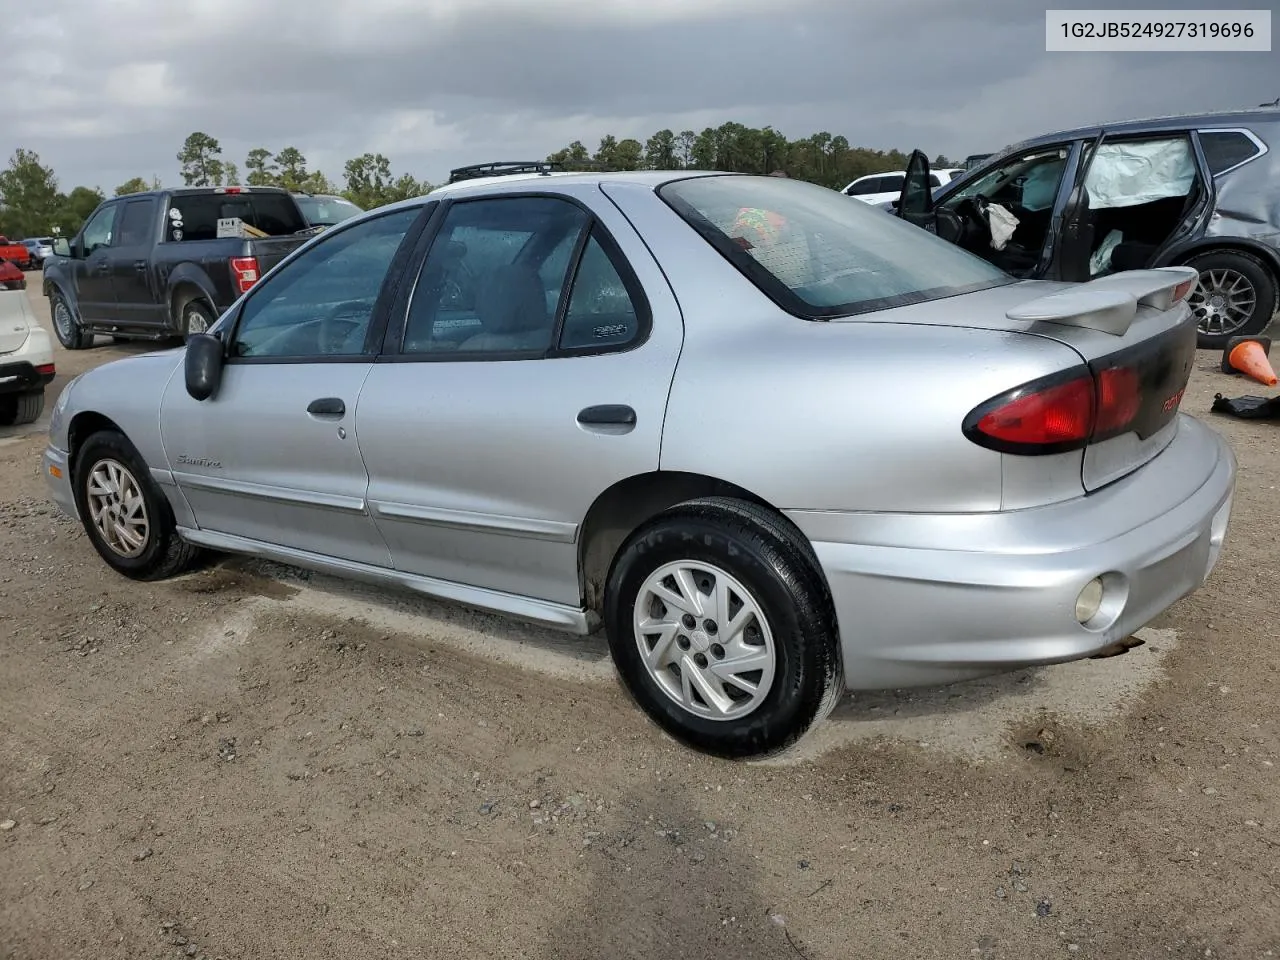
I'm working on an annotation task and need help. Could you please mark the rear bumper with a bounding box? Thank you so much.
[786,414,1236,690]
[0,360,55,395]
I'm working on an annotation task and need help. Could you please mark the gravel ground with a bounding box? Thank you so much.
[2,280,1279,959]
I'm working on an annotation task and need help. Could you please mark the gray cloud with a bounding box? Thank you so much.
[3,0,1276,194]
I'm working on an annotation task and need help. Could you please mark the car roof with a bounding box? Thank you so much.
[1006,107,1280,152]
[377,169,727,211]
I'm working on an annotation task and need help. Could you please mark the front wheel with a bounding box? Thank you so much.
[1187,250,1278,350]
[72,429,205,581]
[603,496,844,759]
[50,290,91,350]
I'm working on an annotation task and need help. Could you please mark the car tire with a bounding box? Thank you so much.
[50,290,92,350]
[603,496,844,759]
[0,390,45,427]
[72,429,205,581]
[176,296,216,341]
[1186,250,1278,350]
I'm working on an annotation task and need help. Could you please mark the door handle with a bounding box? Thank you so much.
[307,397,346,418]
[134,259,147,272]
[577,404,636,426]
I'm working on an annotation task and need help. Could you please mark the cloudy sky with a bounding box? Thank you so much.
[4,0,1277,194]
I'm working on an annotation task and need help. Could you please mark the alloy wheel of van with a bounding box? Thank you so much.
[1187,250,1278,350]
[1190,268,1256,338]
[604,496,844,759]
[631,559,778,721]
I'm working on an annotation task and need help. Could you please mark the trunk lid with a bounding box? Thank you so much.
[838,267,1200,493]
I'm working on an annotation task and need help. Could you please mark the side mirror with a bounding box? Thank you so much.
[51,238,71,258]
[185,334,224,401]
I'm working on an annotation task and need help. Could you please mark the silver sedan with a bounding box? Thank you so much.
[42,170,1237,758]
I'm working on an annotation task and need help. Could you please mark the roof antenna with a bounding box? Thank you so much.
[1260,96,1280,107]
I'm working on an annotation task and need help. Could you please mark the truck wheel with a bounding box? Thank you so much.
[1187,250,1278,350]
[0,391,45,427]
[50,291,91,350]
[603,496,844,759]
[177,297,216,341]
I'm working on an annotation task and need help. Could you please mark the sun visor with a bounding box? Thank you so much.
[1085,139,1196,209]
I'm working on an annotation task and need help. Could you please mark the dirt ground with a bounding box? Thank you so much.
[2,279,1278,960]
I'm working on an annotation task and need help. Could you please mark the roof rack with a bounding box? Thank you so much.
[447,161,565,184]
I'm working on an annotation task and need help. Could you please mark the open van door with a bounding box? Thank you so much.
[895,150,935,229]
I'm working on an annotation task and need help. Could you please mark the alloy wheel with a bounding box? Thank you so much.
[1190,268,1257,338]
[85,458,151,559]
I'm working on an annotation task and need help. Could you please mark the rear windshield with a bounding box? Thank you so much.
[295,196,363,226]
[659,175,1013,318]
[162,192,307,242]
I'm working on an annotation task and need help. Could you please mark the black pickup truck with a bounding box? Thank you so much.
[43,186,318,349]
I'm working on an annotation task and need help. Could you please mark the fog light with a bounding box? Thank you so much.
[1075,578,1105,623]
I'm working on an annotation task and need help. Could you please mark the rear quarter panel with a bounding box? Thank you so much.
[599,180,1088,514]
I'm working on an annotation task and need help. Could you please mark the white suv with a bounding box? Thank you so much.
[0,289,55,426]
[842,167,963,204]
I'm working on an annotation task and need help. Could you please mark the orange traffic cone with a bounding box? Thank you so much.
[1221,336,1278,387]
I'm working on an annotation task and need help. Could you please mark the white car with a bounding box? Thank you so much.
[842,167,963,204]
[0,289,55,426]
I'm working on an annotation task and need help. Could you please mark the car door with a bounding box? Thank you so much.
[158,202,431,567]
[356,188,684,609]
[106,196,165,328]
[1054,130,1206,282]
[895,150,936,229]
[73,201,120,323]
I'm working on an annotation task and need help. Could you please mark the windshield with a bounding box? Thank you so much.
[295,196,363,226]
[659,175,1013,318]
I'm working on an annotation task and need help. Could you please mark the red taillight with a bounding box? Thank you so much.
[1094,366,1142,434]
[969,375,1096,451]
[35,363,55,376]
[230,256,260,294]
[965,365,1145,454]
[1172,278,1194,303]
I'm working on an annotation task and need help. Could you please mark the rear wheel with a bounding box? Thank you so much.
[72,429,204,581]
[176,296,216,341]
[50,290,91,350]
[1187,250,1277,350]
[0,391,44,426]
[603,496,844,759]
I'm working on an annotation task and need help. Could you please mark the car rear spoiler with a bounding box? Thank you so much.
[1006,267,1199,336]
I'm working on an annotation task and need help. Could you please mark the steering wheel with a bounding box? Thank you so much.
[949,195,994,251]
[318,300,370,354]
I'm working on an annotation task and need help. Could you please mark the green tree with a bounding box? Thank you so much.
[114,176,153,196]
[342,152,393,209]
[676,131,696,168]
[594,135,619,169]
[274,147,309,192]
[643,129,679,170]
[299,170,338,195]
[245,147,277,187]
[55,186,106,237]
[613,138,644,171]
[546,140,592,170]
[0,148,61,237]
[222,161,239,186]
[177,132,224,187]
